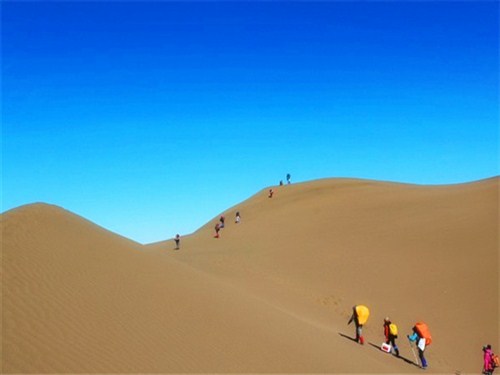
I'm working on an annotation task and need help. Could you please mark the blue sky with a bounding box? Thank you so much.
[2,1,499,243]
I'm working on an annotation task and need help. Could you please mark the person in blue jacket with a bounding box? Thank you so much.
[408,327,428,369]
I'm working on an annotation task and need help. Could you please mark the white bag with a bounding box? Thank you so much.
[381,342,392,353]
[417,338,426,351]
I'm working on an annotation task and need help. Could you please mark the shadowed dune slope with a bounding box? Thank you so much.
[2,177,499,373]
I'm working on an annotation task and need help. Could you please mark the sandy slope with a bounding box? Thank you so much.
[2,177,498,373]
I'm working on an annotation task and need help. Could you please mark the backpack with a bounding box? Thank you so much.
[355,305,370,325]
[414,322,432,346]
[389,323,398,337]
[492,354,500,368]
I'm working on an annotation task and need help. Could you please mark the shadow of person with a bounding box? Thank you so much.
[338,332,358,343]
[367,342,421,368]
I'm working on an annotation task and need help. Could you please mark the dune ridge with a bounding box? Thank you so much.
[2,177,498,373]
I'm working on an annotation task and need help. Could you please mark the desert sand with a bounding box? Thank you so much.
[1,177,498,373]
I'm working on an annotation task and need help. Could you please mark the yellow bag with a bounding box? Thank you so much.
[355,305,370,325]
[389,323,398,336]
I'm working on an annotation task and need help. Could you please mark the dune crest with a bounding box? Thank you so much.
[2,178,498,373]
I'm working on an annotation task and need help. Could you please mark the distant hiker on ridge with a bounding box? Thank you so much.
[286,173,291,184]
[214,222,221,238]
[174,234,180,250]
[268,188,274,198]
[219,215,225,229]
[235,211,241,224]
[383,317,400,356]
[347,304,370,345]
[407,322,432,369]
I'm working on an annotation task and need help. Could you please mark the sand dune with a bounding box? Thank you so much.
[2,177,498,373]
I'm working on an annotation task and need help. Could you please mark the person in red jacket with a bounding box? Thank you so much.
[383,317,399,356]
[214,222,221,238]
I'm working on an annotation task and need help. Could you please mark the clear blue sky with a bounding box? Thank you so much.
[2,1,499,244]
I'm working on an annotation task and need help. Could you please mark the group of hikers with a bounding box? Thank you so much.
[348,305,498,373]
[214,211,241,238]
[171,211,238,247]
[270,173,292,198]
[172,211,240,247]
[213,213,226,238]
[347,305,415,361]
[172,175,498,372]
[216,174,291,236]
[174,174,292,245]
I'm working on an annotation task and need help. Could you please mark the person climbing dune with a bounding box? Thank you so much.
[408,322,432,369]
[214,222,221,238]
[383,317,400,356]
[483,344,498,375]
[347,305,370,345]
